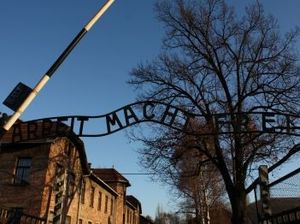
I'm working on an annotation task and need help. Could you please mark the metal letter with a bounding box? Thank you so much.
[11,123,23,143]
[41,119,54,137]
[77,117,89,136]
[27,122,39,140]
[143,102,155,120]
[215,114,231,132]
[161,105,179,126]
[262,113,276,132]
[106,112,123,134]
[124,106,139,126]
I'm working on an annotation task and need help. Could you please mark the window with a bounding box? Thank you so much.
[90,187,95,207]
[14,157,32,184]
[48,211,55,223]
[97,192,102,211]
[81,180,86,204]
[110,198,113,215]
[129,211,132,224]
[127,209,129,224]
[104,195,108,213]
[68,172,75,197]
[79,219,83,224]
[66,216,71,224]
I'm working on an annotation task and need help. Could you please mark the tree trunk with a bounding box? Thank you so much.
[230,187,248,224]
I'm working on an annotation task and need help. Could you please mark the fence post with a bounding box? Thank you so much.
[53,164,66,224]
[259,165,272,222]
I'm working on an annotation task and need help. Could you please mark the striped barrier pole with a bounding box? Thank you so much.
[0,0,115,140]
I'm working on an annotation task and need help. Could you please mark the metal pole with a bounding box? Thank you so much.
[254,187,261,223]
[0,0,115,139]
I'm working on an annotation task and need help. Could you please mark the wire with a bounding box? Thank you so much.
[121,173,155,176]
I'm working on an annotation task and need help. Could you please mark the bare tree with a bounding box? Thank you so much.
[176,157,224,223]
[171,121,226,224]
[129,0,300,223]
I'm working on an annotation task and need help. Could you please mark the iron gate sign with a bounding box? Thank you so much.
[7,101,300,142]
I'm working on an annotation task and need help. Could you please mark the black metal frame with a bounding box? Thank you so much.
[253,167,300,224]
[0,207,46,224]
[6,102,300,142]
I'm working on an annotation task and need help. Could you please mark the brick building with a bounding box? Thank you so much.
[93,169,142,224]
[0,120,141,224]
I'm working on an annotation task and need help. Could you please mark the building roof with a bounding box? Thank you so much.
[89,173,119,197]
[126,195,142,214]
[92,168,131,187]
[140,215,154,224]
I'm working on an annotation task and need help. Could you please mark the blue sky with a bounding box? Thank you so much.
[1,0,300,218]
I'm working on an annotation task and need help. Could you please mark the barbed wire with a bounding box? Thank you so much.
[270,171,300,198]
